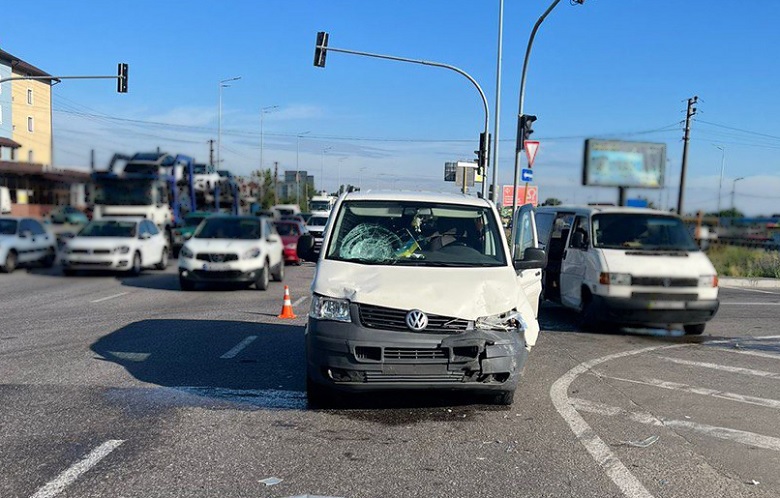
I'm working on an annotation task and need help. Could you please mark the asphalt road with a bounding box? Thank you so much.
[1,263,779,498]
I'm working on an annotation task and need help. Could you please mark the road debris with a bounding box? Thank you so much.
[260,477,283,486]
[618,435,659,448]
[746,480,760,486]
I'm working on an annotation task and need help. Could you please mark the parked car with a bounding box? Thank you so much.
[49,205,89,225]
[171,211,213,257]
[192,163,221,192]
[296,191,546,407]
[0,217,57,272]
[60,217,169,276]
[178,215,284,291]
[274,220,308,265]
[305,213,329,254]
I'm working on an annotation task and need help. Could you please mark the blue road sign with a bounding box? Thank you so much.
[521,169,533,182]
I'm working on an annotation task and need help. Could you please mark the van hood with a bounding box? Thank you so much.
[602,248,717,276]
[312,260,520,320]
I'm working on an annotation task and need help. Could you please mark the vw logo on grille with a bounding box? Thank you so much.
[210,253,225,263]
[663,278,672,287]
[405,309,428,332]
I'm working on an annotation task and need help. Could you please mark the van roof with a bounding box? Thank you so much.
[536,204,679,217]
[341,190,493,208]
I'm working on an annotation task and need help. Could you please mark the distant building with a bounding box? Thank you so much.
[0,49,87,216]
[276,170,315,204]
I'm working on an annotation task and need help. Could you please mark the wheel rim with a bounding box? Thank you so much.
[7,252,16,270]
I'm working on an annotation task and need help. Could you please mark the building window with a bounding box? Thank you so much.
[28,116,34,132]
[28,150,34,162]
[27,88,33,105]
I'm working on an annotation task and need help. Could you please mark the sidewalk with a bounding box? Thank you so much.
[719,277,780,289]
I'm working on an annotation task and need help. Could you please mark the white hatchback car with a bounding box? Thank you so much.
[0,217,57,273]
[178,215,284,291]
[61,217,169,275]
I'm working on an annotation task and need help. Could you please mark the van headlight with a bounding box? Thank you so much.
[180,246,194,259]
[599,272,632,286]
[699,275,718,287]
[311,295,352,323]
[476,310,526,332]
[243,248,261,259]
[114,246,130,254]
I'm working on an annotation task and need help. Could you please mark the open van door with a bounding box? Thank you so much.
[512,204,544,316]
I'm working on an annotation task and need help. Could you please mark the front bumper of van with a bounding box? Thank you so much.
[592,295,719,325]
[306,317,527,395]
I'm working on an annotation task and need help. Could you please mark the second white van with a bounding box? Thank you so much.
[526,205,719,334]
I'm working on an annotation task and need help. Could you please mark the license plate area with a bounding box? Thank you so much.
[202,262,232,271]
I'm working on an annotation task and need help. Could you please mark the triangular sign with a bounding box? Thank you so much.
[524,140,540,167]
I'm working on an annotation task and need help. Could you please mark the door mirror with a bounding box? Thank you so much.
[140,232,151,240]
[513,247,547,271]
[20,230,32,239]
[571,230,588,250]
[297,234,317,262]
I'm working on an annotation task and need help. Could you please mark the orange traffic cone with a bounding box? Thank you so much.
[277,285,297,319]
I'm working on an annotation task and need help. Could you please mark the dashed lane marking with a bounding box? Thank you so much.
[90,292,129,304]
[30,439,124,498]
[219,336,258,359]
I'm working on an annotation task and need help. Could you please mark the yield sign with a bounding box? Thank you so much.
[524,140,540,167]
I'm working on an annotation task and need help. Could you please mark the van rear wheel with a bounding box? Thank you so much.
[579,289,600,331]
[684,323,706,335]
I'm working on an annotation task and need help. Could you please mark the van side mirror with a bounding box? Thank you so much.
[513,247,547,271]
[571,231,588,250]
[297,234,317,262]
[20,230,32,239]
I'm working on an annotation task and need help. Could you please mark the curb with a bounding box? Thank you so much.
[719,277,780,289]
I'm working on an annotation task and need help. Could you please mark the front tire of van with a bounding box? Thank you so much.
[684,323,706,335]
[306,376,341,409]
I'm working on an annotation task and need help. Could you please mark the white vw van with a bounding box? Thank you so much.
[297,192,546,406]
[528,205,719,334]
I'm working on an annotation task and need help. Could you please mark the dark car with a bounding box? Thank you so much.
[49,206,88,225]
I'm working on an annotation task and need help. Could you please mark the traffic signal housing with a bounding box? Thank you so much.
[314,32,329,68]
[519,114,537,150]
[117,63,128,93]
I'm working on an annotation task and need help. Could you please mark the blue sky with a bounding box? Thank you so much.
[4,1,780,214]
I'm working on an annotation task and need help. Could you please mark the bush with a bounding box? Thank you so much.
[707,245,780,278]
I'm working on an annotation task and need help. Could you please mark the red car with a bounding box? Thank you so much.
[274,220,307,265]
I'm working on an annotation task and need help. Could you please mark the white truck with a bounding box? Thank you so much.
[0,187,10,215]
[309,193,336,216]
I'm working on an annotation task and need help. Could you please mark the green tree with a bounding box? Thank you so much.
[541,197,562,206]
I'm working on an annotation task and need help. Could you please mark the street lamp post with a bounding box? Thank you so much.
[218,76,241,169]
[296,131,311,206]
[511,0,585,219]
[260,105,279,171]
[714,144,726,216]
[321,146,332,193]
[731,177,744,212]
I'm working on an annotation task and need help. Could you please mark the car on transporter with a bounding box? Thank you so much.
[60,217,169,275]
[177,215,284,291]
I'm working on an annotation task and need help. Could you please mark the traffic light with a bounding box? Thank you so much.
[313,31,329,68]
[476,131,490,176]
[519,114,537,150]
[117,63,128,93]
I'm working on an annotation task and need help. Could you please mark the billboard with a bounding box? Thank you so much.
[444,162,457,182]
[502,185,538,207]
[583,139,666,188]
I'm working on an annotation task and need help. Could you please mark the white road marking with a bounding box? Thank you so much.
[712,347,780,361]
[597,374,780,411]
[30,439,124,498]
[293,295,308,307]
[658,356,780,380]
[718,301,780,305]
[219,336,258,359]
[572,398,780,452]
[90,292,128,303]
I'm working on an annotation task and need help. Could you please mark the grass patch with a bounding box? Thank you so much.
[707,245,780,278]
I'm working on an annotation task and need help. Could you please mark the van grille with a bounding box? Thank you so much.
[631,293,697,301]
[384,347,448,361]
[632,276,698,287]
[358,304,469,333]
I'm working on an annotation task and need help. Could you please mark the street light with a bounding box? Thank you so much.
[321,146,332,192]
[260,105,279,170]
[713,144,726,216]
[296,131,311,206]
[218,76,241,168]
[511,0,585,218]
[731,177,744,212]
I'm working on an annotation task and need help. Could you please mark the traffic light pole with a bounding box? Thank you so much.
[0,64,129,92]
[314,41,490,198]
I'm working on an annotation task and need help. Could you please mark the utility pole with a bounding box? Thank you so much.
[273,161,279,205]
[208,140,215,167]
[677,96,698,215]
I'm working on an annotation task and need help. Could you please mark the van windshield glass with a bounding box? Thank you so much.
[310,201,331,211]
[592,213,699,251]
[326,200,506,267]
